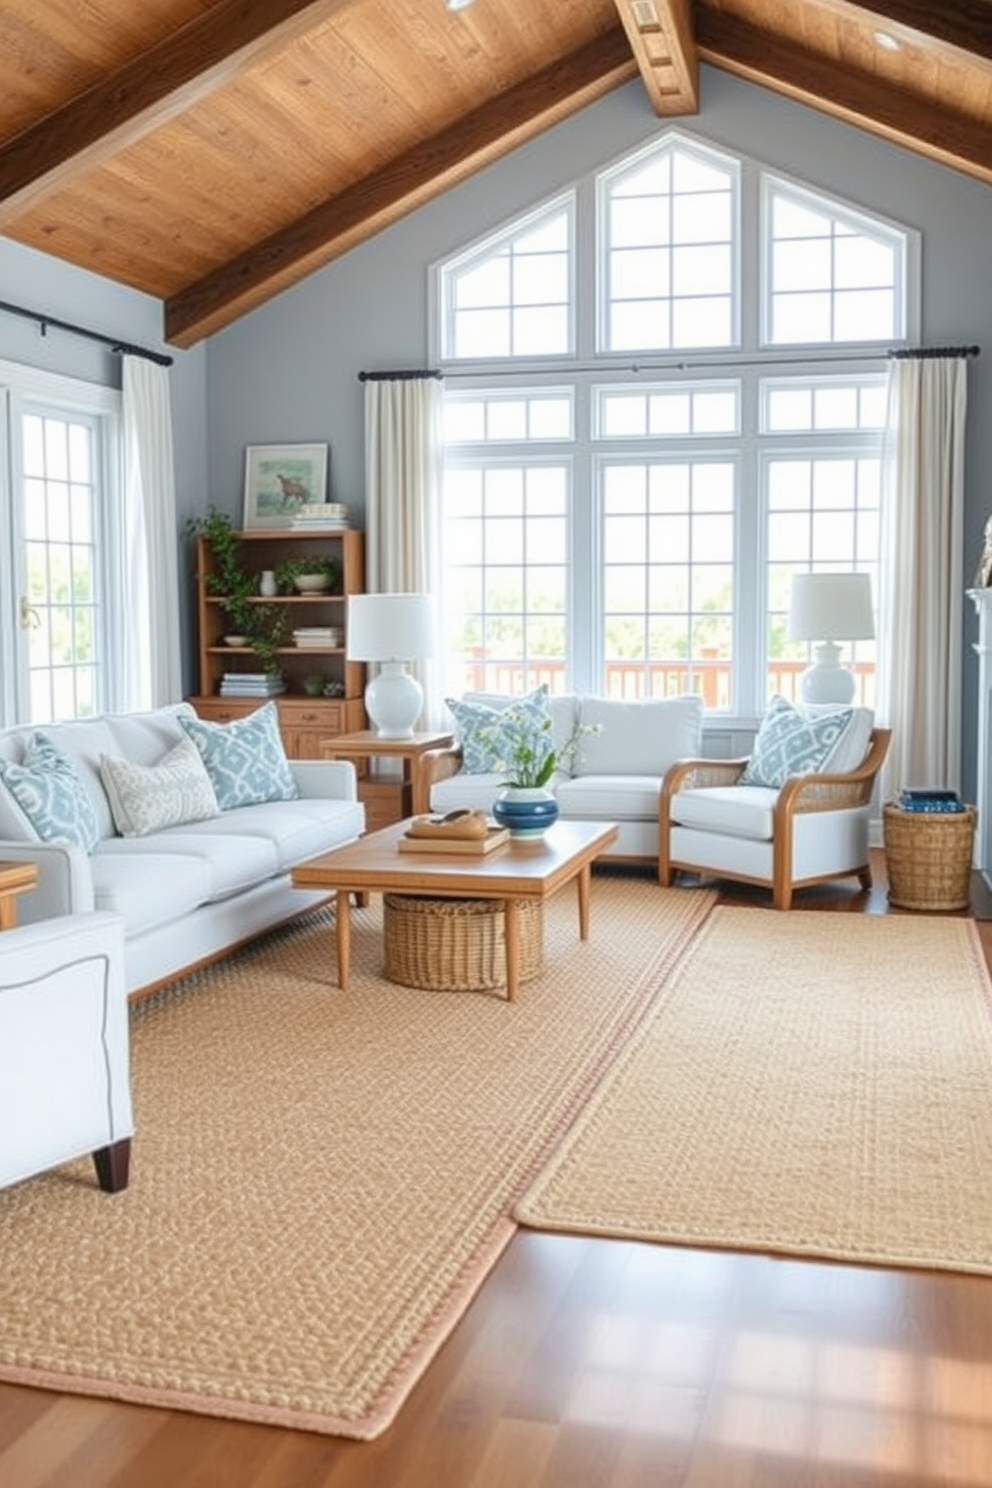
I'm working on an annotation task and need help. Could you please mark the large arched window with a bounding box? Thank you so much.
[435,129,915,724]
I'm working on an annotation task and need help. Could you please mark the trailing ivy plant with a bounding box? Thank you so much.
[184,508,288,674]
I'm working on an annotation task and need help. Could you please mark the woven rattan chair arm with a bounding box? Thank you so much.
[661,757,749,798]
[776,727,892,817]
[409,744,464,816]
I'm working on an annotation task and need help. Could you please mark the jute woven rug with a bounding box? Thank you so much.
[516,906,992,1275]
[0,874,714,1439]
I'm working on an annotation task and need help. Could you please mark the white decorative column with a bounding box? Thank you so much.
[967,588,992,878]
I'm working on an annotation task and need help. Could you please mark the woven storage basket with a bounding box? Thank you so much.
[383,895,544,991]
[883,803,975,912]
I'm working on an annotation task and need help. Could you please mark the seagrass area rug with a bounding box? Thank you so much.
[516,906,992,1276]
[0,874,714,1440]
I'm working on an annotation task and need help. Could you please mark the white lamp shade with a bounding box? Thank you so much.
[787,573,875,642]
[787,573,874,706]
[346,593,434,662]
[347,593,433,738]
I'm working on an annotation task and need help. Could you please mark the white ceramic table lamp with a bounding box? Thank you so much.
[787,572,875,704]
[346,593,433,738]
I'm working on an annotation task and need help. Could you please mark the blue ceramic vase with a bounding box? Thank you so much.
[492,786,560,839]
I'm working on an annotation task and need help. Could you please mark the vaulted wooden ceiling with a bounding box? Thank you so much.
[1,0,990,349]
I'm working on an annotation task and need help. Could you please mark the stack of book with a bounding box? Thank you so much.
[287,502,350,530]
[219,672,286,698]
[897,787,965,814]
[292,626,342,649]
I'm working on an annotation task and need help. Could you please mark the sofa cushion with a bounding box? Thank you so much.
[91,851,215,935]
[178,701,299,808]
[164,797,364,874]
[444,687,552,775]
[556,775,666,821]
[98,831,279,900]
[456,691,578,758]
[741,696,853,787]
[572,695,703,776]
[0,734,100,851]
[669,785,779,840]
[100,737,219,837]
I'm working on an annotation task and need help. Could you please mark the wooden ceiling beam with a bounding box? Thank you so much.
[696,6,992,187]
[825,1,992,64]
[165,27,638,347]
[0,0,354,225]
[611,0,698,115]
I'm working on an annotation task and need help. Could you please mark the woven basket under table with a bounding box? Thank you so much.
[882,803,975,912]
[383,894,544,991]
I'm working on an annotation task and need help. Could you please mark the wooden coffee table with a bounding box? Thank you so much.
[292,818,619,1000]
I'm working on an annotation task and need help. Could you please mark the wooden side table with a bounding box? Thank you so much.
[320,730,455,830]
[0,861,39,930]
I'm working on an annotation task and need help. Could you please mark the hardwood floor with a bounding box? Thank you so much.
[4,850,992,1488]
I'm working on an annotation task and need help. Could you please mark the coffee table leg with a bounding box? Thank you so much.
[335,889,352,990]
[576,864,591,939]
[504,900,520,1002]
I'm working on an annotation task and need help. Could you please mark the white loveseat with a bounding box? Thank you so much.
[0,702,364,997]
[416,690,704,864]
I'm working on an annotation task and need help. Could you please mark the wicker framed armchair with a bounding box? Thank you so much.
[659,726,891,909]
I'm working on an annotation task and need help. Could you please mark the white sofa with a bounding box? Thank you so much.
[0,703,364,997]
[0,912,133,1192]
[416,691,705,864]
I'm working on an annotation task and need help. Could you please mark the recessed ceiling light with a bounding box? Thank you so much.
[874,31,901,51]
[445,0,477,11]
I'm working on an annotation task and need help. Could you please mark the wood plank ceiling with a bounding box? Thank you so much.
[1,0,990,348]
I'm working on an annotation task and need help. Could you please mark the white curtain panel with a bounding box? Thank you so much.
[878,354,968,799]
[119,357,183,710]
[363,374,445,729]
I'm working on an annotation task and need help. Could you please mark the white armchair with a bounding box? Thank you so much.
[659,711,891,910]
[0,912,133,1192]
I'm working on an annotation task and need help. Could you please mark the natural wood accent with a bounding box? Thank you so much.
[292,817,618,998]
[164,28,636,345]
[4,854,992,1484]
[189,528,366,758]
[0,860,38,930]
[5,0,992,342]
[320,729,457,826]
[612,0,698,115]
[0,0,354,225]
[698,2,992,186]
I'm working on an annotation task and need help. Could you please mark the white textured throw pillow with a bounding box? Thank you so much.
[100,736,219,837]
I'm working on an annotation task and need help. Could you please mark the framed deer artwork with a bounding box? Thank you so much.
[242,442,329,529]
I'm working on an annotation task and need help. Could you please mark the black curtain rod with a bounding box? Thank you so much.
[357,368,442,381]
[888,344,980,359]
[0,299,173,367]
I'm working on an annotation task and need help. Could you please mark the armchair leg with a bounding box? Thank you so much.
[93,1137,131,1193]
[857,866,873,892]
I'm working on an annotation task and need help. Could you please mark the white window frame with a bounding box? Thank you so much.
[0,357,122,726]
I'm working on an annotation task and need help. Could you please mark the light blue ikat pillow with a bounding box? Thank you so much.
[741,695,853,789]
[444,687,552,775]
[178,701,299,809]
[0,732,100,851]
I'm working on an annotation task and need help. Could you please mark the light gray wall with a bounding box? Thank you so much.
[0,236,209,676]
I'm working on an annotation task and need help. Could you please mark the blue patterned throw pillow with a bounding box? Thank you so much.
[0,733,100,850]
[445,687,552,775]
[741,695,853,788]
[178,701,299,809]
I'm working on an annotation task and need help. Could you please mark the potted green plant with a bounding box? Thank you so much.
[185,509,288,674]
[274,555,342,595]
